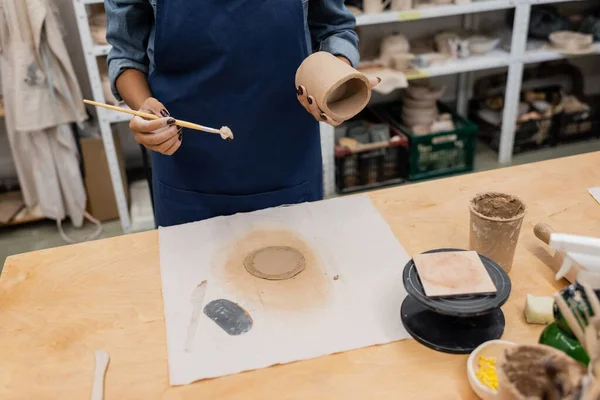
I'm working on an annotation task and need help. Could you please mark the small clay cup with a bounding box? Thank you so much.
[296,52,372,122]
[496,344,585,400]
[469,192,526,273]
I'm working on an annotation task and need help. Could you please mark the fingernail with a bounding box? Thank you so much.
[307,96,313,105]
[320,113,327,121]
[377,77,382,83]
[167,118,176,125]
[297,86,303,96]
[160,109,169,117]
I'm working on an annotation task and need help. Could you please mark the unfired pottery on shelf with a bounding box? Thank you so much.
[363,0,392,14]
[406,85,446,101]
[549,31,594,52]
[391,0,412,11]
[403,95,437,109]
[435,32,461,56]
[469,36,501,55]
[391,53,415,72]
[380,34,411,67]
[296,52,372,121]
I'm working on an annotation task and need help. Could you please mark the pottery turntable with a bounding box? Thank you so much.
[401,248,512,353]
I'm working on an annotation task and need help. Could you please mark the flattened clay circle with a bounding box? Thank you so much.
[244,246,306,280]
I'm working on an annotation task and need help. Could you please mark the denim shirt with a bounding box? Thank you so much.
[105,0,360,101]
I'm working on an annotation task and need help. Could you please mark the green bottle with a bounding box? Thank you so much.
[539,322,590,365]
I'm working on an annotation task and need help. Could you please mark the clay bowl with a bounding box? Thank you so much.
[406,85,446,101]
[402,110,437,127]
[467,340,515,400]
[469,36,501,55]
[381,34,411,67]
[549,31,593,51]
[496,344,586,400]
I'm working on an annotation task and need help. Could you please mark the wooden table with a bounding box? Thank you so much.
[2,152,600,399]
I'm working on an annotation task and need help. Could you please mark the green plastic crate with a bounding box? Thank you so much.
[372,102,478,181]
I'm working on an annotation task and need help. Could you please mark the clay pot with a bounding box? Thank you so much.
[496,344,585,400]
[296,52,372,122]
[406,85,446,101]
[435,32,460,55]
[364,0,392,14]
[391,0,412,11]
[469,192,526,273]
[380,34,410,67]
[391,53,415,72]
[403,95,437,109]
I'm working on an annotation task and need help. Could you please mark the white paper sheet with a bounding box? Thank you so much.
[589,188,600,205]
[158,195,411,385]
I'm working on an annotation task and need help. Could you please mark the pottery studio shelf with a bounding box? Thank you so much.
[521,42,600,64]
[355,0,516,27]
[404,49,510,80]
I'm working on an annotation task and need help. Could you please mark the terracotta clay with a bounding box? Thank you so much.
[469,192,526,273]
[244,246,306,280]
[296,52,372,122]
[496,344,585,400]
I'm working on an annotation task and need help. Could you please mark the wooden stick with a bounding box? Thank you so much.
[91,350,109,400]
[83,100,233,140]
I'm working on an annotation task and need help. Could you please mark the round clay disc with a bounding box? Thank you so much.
[401,295,506,354]
[244,246,306,280]
[403,248,511,317]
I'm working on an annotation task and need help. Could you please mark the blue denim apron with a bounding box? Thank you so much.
[148,0,322,227]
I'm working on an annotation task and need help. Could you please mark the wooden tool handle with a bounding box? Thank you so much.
[83,100,222,135]
[534,223,554,245]
[91,350,110,400]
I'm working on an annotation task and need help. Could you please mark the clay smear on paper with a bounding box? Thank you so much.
[214,228,331,312]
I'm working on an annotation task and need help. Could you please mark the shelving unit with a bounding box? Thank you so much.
[73,0,131,232]
[354,0,596,165]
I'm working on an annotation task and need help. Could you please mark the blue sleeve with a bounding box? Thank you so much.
[307,0,360,68]
[105,0,154,101]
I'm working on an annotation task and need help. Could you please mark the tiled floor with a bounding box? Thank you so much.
[1,139,599,273]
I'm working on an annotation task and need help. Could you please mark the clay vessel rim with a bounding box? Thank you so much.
[323,73,371,121]
[469,191,527,222]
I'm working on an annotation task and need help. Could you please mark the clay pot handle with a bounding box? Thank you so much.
[534,223,554,245]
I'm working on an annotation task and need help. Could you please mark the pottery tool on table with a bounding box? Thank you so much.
[402,248,511,354]
[83,100,233,140]
[90,350,110,400]
[184,280,207,352]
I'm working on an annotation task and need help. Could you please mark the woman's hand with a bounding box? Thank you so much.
[129,97,182,155]
[297,56,380,127]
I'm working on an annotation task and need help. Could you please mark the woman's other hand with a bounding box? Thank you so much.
[129,97,182,155]
[297,56,380,127]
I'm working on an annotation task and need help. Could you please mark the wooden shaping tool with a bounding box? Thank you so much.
[90,350,109,400]
[534,223,580,283]
[83,100,233,140]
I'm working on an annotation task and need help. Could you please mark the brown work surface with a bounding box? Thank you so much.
[413,250,497,297]
[1,152,600,399]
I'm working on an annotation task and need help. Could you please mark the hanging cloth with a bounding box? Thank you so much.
[0,0,101,242]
